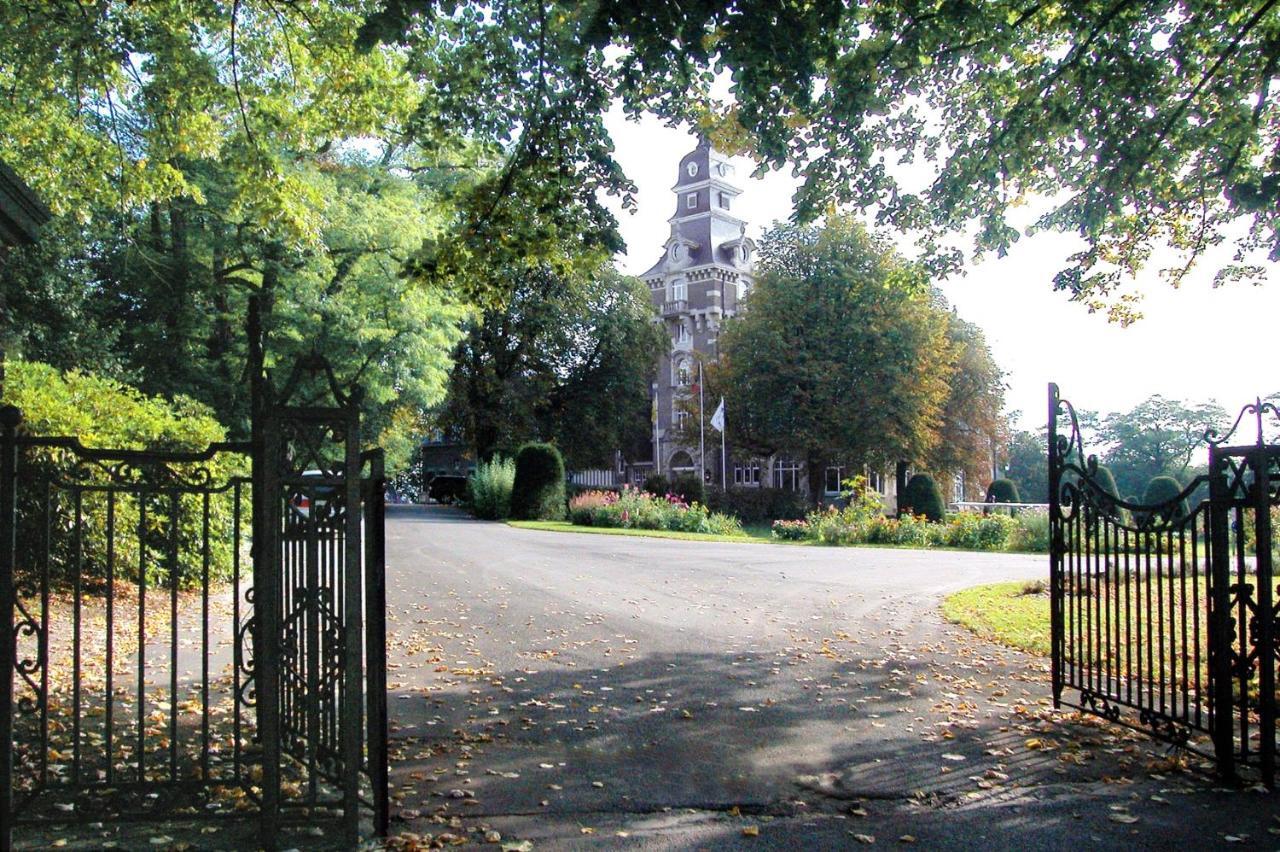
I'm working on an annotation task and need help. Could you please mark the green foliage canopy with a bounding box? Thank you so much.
[2,360,244,588]
[717,217,955,500]
[361,0,1280,319]
[440,265,664,468]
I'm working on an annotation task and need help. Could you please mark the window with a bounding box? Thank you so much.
[774,459,802,491]
[687,161,699,177]
[718,191,731,209]
[673,405,689,430]
[669,277,687,301]
[673,358,691,386]
[674,322,690,344]
[686,192,697,209]
[824,466,845,495]
[866,468,884,493]
[734,462,762,487]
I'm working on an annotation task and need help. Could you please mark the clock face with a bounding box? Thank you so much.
[686,162,699,177]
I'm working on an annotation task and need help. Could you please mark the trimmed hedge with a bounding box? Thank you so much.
[986,478,1020,504]
[669,473,706,507]
[641,473,669,498]
[1142,475,1189,521]
[707,486,809,524]
[510,442,566,520]
[901,474,946,522]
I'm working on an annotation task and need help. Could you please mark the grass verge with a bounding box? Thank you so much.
[942,580,1051,656]
[508,520,780,544]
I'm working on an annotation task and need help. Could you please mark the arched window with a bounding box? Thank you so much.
[673,357,691,387]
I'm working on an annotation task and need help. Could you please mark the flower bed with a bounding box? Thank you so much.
[766,475,1046,552]
[569,486,743,536]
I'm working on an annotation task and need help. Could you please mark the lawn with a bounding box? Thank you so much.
[942,581,1051,656]
[508,520,782,544]
[944,576,1215,696]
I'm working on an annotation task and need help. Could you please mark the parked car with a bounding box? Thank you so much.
[427,474,468,505]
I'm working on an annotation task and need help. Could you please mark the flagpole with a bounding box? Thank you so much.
[698,361,706,481]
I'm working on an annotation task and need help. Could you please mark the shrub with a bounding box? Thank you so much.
[901,474,946,522]
[706,487,809,523]
[1141,475,1189,523]
[865,513,940,547]
[468,456,515,519]
[986,478,1020,507]
[669,473,706,507]
[510,442,566,521]
[2,360,244,588]
[804,476,884,545]
[1009,510,1051,552]
[945,512,1017,550]
[641,473,669,497]
[771,519,810,541]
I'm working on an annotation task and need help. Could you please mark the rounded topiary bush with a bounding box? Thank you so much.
[1142,475,1189,521]
[986,478,1020,504]
[642,473,670,497]
[1090,463,1123,518]
[901,473,946,522]
[510,442,566,521]
[670,473,706,506]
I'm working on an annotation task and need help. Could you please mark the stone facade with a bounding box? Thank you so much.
[629,137,898,510]
[638,137,755,482]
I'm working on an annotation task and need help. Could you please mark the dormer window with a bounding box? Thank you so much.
[686,162,699,177]
[686,192,697,209]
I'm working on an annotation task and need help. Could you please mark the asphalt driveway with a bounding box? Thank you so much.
[382,506,1277,850]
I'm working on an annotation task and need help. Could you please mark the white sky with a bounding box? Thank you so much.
[602,108,1280,433]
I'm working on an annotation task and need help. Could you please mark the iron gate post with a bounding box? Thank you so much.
[254,392,282,849]
[1208,445,1236,781]
[0,405,20,852]
[364,449,389,837]
[1251,446,1276,787]
[1048,383,1063,708]
[341,404,363,847]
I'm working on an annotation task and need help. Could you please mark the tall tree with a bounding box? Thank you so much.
[928,316,1007,496]
[718,217,955,502]
[441,266,664,468]
[1004,429,1050,504]
[1097,395,1229,497]
[0,3,473,468]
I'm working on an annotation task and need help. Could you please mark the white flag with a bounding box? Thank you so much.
[710,397,725,432]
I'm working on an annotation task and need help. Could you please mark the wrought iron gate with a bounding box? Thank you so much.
[1050,384,1280,785]
[0,353,388,849]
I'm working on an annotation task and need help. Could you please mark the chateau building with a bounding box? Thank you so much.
[636,137,755,484]
[627,137,900,509]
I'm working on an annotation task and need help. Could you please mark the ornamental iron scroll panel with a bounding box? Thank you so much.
[0,411,258,841]
[0,352,388,850]
[1205,400,1280,786]
[1049,384,1280,786]
[254,355,389,847]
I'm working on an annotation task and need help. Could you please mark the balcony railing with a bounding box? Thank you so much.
[661,299,688,316]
